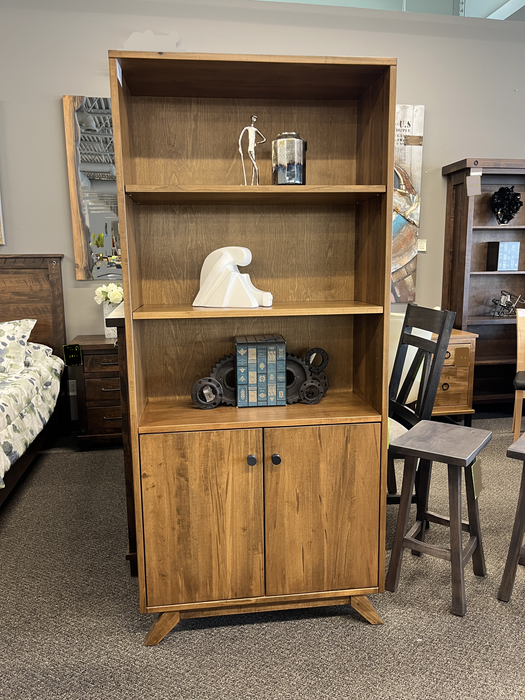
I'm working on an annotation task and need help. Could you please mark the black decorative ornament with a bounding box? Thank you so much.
[191,377,223,409]
[491,186,523,225]
[210,354,237,406]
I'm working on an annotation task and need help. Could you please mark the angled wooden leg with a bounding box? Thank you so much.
[464,461,486,577]
[498,464,525,602]
[513,390,524,442]
[412,458,432,556]
[144,612,181,646]
[387,453,397,495]
[350,596,383,624]
[448,465,466,616]
[385,455,418,592]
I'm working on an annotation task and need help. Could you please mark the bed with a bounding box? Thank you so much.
[0,254,67,507]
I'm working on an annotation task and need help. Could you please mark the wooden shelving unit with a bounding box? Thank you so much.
[109,51,396,645]
[442,158,525,403]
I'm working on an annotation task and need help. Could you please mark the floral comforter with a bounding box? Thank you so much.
[0,350,64,486]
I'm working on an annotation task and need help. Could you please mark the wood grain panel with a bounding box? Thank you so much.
[127,97,357,187]
[132,203,355,306]
[140,430,265,606]
[264,423,380,595]
[0,256,66,355]
[136,315,353,400]
[138,391,380,434]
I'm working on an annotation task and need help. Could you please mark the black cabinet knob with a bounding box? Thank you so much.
[247,454,257,466]
[271,454,281,466]
[442,383,450,391]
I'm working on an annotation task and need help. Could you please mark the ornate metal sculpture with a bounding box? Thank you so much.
[491,290,525,316]
[238,115,266,186]
[491,186,523,225]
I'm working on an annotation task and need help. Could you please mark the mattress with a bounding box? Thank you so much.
[0,344,64,486]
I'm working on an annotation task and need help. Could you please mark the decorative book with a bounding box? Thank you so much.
[235,335,286,407]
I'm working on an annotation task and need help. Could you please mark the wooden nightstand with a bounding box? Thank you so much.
[69,335,123,448]
[432,328,478,425]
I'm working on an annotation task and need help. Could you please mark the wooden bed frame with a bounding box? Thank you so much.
[0,254,67,507]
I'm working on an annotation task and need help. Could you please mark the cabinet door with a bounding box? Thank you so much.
[140,429,264,607]
[264,423,381,596]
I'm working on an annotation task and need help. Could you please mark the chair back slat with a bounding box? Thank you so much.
[389,304,456,428]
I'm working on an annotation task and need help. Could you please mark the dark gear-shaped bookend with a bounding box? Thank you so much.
[491,186,523,225]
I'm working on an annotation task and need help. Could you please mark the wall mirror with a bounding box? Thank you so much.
[63,95,121,280]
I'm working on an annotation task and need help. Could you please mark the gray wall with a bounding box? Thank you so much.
[1,0,524,340]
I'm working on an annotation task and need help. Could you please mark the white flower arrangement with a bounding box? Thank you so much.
[94,283,124,306]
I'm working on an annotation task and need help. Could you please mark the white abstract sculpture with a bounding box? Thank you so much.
[193,246,273,308]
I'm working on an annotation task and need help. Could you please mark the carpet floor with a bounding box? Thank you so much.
[1,414,524,699]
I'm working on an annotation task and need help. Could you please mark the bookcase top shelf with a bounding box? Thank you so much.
[132,301,384,320]
[125,185,386,206]
[109,51,396,100]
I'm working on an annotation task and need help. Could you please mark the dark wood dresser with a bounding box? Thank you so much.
[69,335,123,448]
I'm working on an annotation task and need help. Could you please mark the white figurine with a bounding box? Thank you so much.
[238,115,266,186]
[193,246,273,308]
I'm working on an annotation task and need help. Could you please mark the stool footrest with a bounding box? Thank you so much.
[402,535,451,561]
[426,510,471,533]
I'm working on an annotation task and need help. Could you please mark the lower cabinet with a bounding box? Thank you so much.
[140,422,380,609]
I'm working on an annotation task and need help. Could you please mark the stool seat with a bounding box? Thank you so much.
[389,419,492,466]
[498,432,525,602]
[386,420,492,616]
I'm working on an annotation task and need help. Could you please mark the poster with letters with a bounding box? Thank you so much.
[392,105,424,303]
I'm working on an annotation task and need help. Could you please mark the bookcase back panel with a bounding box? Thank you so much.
[470,230,525,272]
[468,274,513,317]
[136,315,355,401]
[130,203,356,306]
[127,97,357,187]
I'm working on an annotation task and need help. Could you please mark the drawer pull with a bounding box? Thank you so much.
[103,415,122,420]
[442,383,450,391]
[271,454,282,466]
[247,454,257,466]
[445,351,451,360]
[101,387,120,392]
[100,361,119,366]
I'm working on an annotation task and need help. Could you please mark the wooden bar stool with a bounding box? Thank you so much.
[385,420,492,616]
[498,432,525,603]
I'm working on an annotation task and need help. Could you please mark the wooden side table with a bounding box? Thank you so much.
[69,335,123,448]
[432,328,478,425]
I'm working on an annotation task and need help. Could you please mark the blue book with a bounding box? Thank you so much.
[235,334,286,408]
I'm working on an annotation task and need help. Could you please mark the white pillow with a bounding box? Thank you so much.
[0,319,37,374]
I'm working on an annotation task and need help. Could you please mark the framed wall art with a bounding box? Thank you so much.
[63,95,120,280]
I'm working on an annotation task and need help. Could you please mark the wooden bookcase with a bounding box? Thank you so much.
[109,51,396,645]
[442,158,525,404]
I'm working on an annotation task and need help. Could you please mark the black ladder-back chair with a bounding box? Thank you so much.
[388,304,456,504]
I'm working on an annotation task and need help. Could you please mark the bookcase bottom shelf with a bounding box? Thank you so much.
[138,390,380,434]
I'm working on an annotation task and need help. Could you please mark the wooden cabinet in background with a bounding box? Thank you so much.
[432,328,477,423]
[442,158,525,405]
[109,51,396,644]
